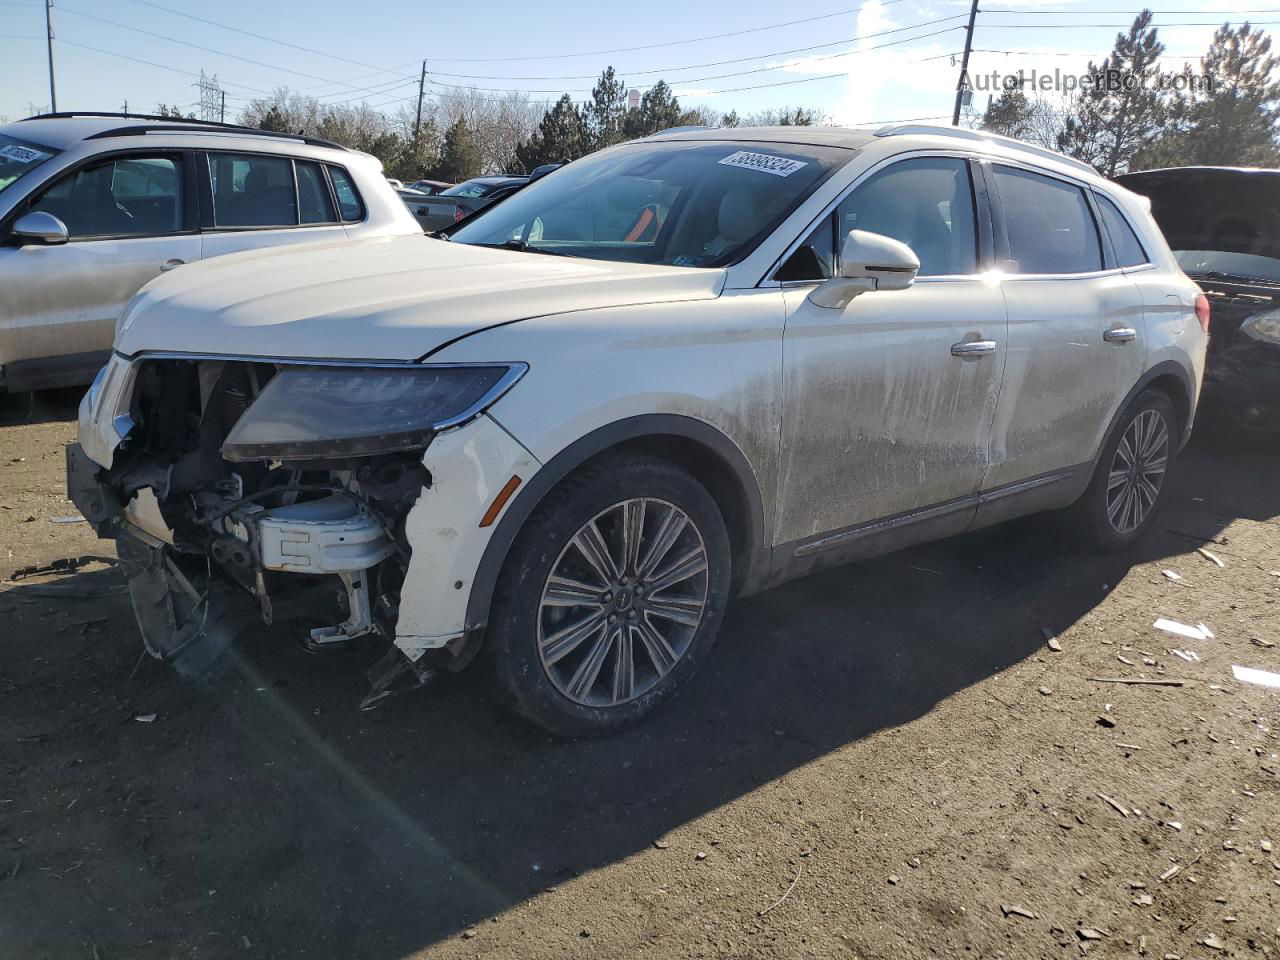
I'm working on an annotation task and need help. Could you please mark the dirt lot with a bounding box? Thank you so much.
[0,388,1277,960]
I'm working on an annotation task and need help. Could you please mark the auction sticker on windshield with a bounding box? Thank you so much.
[717,151,809,177]
[0,144,51,164]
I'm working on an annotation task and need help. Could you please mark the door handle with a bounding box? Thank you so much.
[160,258,185,272]
[951,339,998,357]
[1104,326,1137,343]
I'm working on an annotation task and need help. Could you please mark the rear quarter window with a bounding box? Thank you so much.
[1095,193,1149,268]
[326,165,365,222]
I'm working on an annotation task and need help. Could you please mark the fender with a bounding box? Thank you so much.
[1092,359,1197,465]
[464,414,769,633]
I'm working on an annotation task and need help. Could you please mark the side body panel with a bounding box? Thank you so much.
[774,276,1006,545]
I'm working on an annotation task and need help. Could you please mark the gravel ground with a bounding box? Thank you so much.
[0,389,1277,960]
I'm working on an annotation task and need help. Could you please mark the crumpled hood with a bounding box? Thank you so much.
[115,234,727,360]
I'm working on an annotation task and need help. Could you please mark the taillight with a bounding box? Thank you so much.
[1195,293,1211,334]
[453,205,465,223]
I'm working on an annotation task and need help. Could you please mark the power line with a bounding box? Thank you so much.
[984,7,1280,13]
[55,37,273,95]
[55,5,385,94]
[423,23,966,95]
[411,0,920,64]
[981,19,1280,28]
[427,14,969,81]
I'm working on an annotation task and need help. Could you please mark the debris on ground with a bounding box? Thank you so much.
[1000,904,1037,919]
[758,862,803,917]
[1154,619,1214,641]
[1231,665,1280,690]
[1196,547,1226,567]
[1162,570,1183,582]
[1099,794,1131,817]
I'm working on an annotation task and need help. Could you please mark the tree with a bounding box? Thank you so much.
[154,103,195,120]
[434,117,482,182]
[721,110,741,128]
[515,95,590,171]
[623,81,683,139]
[1057,10,1167,176]
[979,89,1063,149]
[257,104,290,132]
[744,105,822,126]
[1134,22,1280,168]
[583,67,629,150]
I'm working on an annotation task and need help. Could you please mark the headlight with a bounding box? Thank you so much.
[220,363,526,462]
[1242,308,1280,344]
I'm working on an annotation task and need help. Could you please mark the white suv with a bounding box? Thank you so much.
[0,113,421,392]
[69,124,1208,736]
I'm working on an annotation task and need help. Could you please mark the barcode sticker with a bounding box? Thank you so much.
[0,144,51,164]
[717,151,808,178]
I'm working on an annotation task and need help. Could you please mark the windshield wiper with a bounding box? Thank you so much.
[471,239,571,257]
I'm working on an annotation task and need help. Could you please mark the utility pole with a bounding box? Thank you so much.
[952,0,979,126]
[44,0,57,113]
[220,91,226,123]
[121,99,128,116]
[412,60,426,162]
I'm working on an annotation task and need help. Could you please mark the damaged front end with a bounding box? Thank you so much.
[68,355,525,707]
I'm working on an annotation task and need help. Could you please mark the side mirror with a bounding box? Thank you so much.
[11,211,70,246]
[808,229,919,309]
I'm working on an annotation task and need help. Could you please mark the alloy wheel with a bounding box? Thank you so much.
[1106,408,1170,535]
[537,498,710,707]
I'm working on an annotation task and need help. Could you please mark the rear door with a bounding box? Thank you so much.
[981,162,1146,502]
[0,150,200,383]
[198,152,349,259]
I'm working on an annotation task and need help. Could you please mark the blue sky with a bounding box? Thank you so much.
[0,0,1273,127]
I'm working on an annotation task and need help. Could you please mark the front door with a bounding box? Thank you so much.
[774,156,1007,551]
[0,152,199,384]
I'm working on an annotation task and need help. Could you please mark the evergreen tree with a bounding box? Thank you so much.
[981,89,1035,138]
[1135,23,1280,168]
[257,104,289,132]
[622,81,683,139]
[721,110,741,128]
[435,117,482,182]
[515,95,590,171]
[583,67,629,150]
[1058,10,1166,176]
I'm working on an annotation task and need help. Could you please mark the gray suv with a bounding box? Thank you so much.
[0,113,421,393]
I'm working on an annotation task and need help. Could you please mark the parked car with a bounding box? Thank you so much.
[1116,166,1280,432]
[385,177,406,190]
[410,175,528,231]
[408,179,452,195]
[68,124,1206,736]
[0,113,421,392]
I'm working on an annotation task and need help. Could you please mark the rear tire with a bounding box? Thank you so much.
[1069,389,1177,551]
[483,453,732,737]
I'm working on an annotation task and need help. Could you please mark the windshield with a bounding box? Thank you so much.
[1175,249,1280,285]
[0,133,59,195]
[450,139,850,267]
[442,179,505,198]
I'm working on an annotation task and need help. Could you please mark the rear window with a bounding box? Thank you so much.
[994,165,1102,275]
[442,179,501,198]
[1095,193,1149,268]
[0,134,59,196]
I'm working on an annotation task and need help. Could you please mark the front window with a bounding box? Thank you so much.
[0,133,59,196]
[450,140,850,267]
[29,154,184,238]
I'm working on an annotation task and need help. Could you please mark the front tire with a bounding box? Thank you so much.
[1071,389,1177,551]
[484,454,732,737]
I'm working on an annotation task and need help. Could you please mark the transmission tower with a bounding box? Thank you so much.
[196,71,223,122]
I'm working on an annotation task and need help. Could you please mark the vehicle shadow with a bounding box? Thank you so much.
[2,428,1277,959]
[0,386,83,426]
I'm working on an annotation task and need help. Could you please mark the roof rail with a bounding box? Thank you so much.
[874,123,1096,176]
[19,112,347,151]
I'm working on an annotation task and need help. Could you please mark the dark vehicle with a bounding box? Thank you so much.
[407,178,452,195]
[411,175,528,231]
[1117,166,1280,432]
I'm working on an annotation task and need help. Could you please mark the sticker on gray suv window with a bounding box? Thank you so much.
[717,151,808,178]
[0,144,51,163]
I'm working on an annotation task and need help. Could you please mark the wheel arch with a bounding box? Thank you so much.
[1092,359,1196,466]
[464,415,769,634]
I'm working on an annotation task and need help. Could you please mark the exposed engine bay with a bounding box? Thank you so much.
[69,357,452,707]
